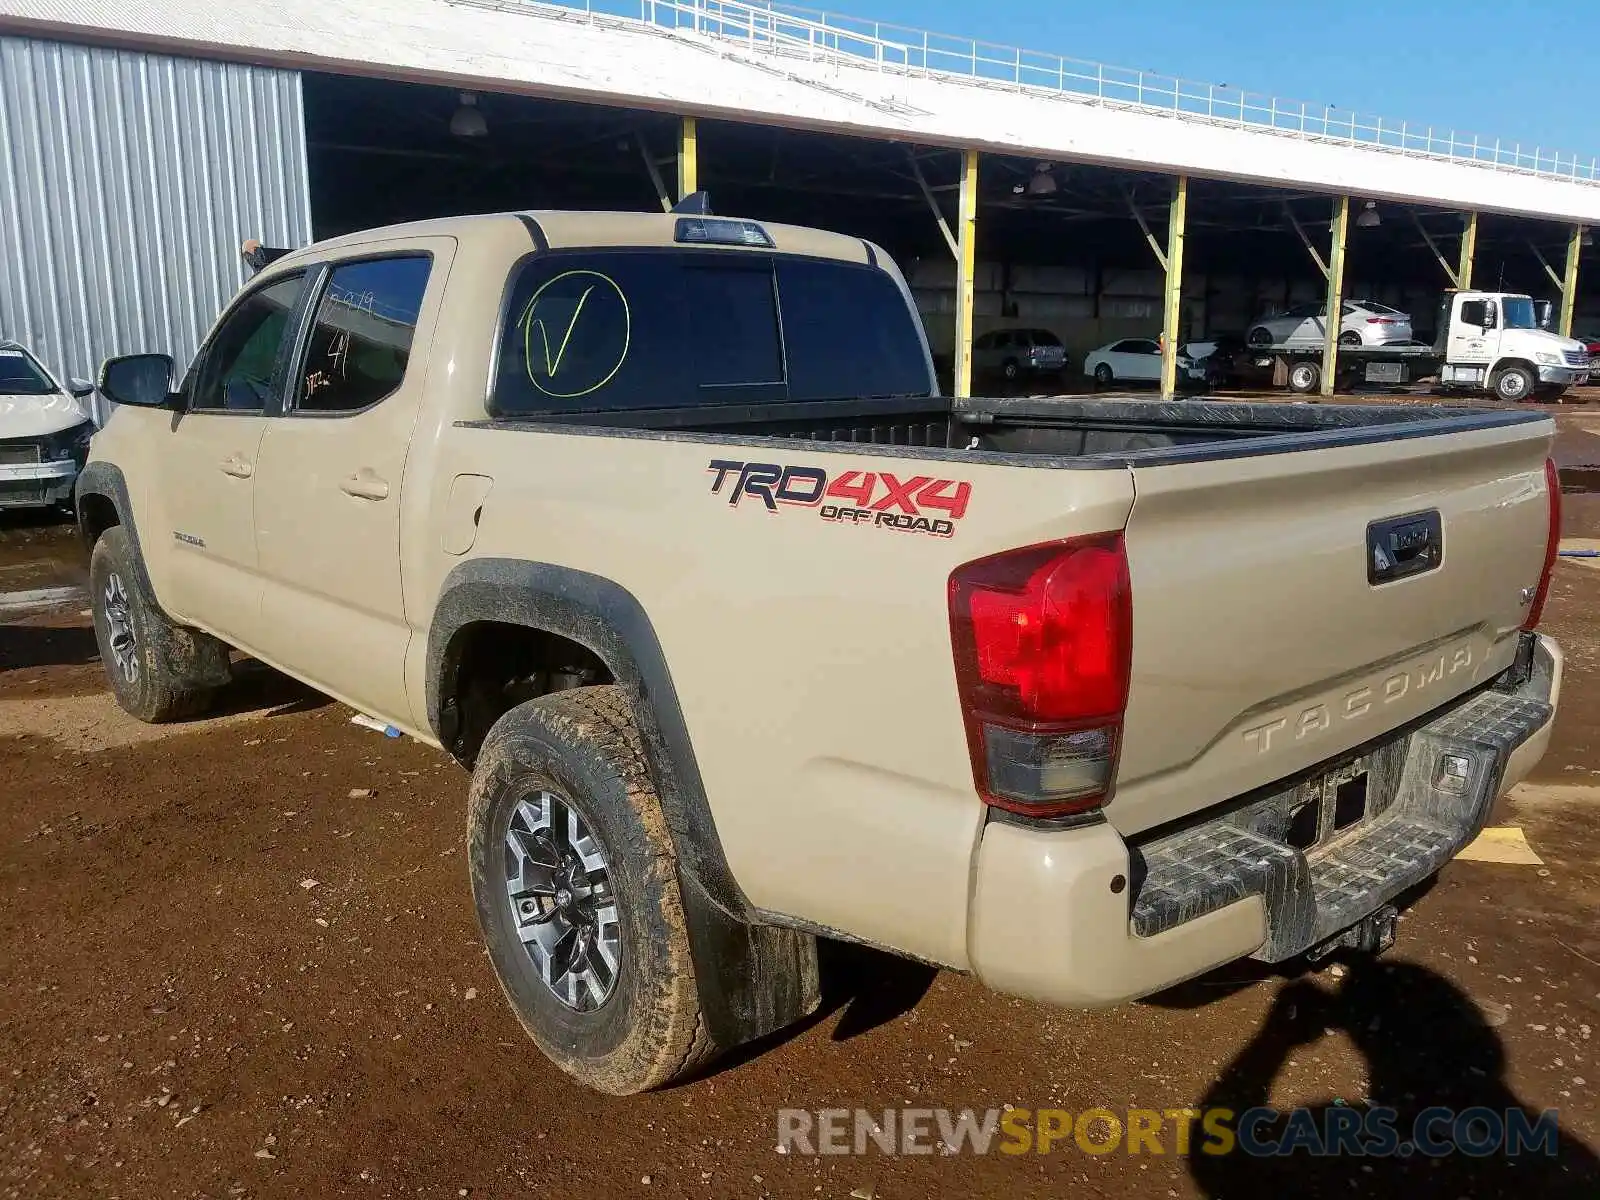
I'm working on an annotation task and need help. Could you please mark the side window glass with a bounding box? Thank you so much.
[191,274,305,412]
[297,256,432,414]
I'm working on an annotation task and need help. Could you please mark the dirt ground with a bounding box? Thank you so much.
[4,408,1600,1199]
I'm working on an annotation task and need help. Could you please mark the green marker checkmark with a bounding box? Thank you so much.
[529,284,596,378]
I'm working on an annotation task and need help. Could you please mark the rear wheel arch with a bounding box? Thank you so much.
[428,559,820,1051]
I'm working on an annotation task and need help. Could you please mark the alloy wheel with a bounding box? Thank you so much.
[503,790,622,1012]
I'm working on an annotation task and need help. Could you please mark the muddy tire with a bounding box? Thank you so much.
[1492,363,1535,402]
[467,686,715,1095]
[88,526,219,723]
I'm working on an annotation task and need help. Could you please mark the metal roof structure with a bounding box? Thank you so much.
[2,0,1598,225]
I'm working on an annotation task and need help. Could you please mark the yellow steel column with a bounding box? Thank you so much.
[954,149,979,399]
[1560,223,1584,338]
[677,116,698,201]
[1159,175,1189,399]
[1457,210,1478,292]
[1319,195,1350,398]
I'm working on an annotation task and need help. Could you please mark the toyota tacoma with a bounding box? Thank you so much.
[78,206,1563,1094]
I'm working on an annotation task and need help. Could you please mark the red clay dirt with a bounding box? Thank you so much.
[3,432,1599,1198]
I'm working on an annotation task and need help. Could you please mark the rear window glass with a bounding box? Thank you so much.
[1028,330,1063,347]
[492,250,931,415]
[690,261,783,388]
[775,258,932,401]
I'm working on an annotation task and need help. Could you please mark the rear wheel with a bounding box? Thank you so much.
[88,526,220,723]
[468,686,715,1095]
[1491,363,1535,402]
[1287,361,1322,394]
[1247,326,1274,347]
[1093,362,1115,386]
[1338,330,1363,347]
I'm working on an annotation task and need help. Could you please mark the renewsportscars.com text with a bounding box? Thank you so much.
[775,1105,1561,1158]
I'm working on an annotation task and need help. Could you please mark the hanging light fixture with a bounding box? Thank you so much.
[1355,200,1381,228]
[1026,162,1059,196]
[450,92,488,139]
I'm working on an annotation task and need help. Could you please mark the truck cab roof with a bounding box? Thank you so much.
[268,209,877,269]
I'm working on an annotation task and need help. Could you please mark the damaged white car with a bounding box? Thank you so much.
[0,341,96,512]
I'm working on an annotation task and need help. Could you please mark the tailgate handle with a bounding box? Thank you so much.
[1367,511,1443,584]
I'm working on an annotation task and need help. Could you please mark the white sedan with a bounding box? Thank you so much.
[0,341,96,512]
[1246,299,1413,348]
[1083,338,1193,387]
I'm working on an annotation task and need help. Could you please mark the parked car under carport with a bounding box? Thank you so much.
[0,342,97,512]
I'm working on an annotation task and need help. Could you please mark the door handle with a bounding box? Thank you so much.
[219,454,253,479]
[340,469,390,501]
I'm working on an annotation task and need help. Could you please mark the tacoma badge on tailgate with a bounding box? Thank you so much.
[1367,510,1442,584]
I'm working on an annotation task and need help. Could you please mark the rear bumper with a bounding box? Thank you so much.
[0,458,77,508]
[967,633,1560,1008]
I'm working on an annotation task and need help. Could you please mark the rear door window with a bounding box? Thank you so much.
[294,255,432,414]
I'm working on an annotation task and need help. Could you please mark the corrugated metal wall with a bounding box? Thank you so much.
[0,36,312,420]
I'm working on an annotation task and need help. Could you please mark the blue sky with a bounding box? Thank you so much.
[828,0,1593,159]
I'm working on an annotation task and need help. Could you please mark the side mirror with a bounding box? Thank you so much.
[68,378,94,399]
[1534,300,1554,330]
[98,354,176,408]
[1482,309,1497,331]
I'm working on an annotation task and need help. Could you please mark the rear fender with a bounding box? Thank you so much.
[427,558,820,1050]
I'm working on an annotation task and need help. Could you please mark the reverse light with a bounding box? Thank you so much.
[1523,457,1561,631]
[948,535,1132,817]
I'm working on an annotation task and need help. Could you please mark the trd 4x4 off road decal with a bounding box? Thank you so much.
[706,459,971,538]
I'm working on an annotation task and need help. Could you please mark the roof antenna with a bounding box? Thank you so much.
[671,190,712,215]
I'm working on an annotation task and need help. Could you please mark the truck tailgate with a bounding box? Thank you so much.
[1110,416,1554,835]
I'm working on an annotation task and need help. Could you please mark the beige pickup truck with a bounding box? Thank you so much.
[79,208,1563,1095]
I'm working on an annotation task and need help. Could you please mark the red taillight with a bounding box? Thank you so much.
[1366,317,1397,325]
[1524,457,1561,631]
[949,535,1132,817]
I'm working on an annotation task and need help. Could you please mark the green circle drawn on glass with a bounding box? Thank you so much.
[519,269,631,399]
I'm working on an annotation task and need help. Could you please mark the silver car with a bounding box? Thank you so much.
[1247,300,1413,349]
[972,327,1069,382]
